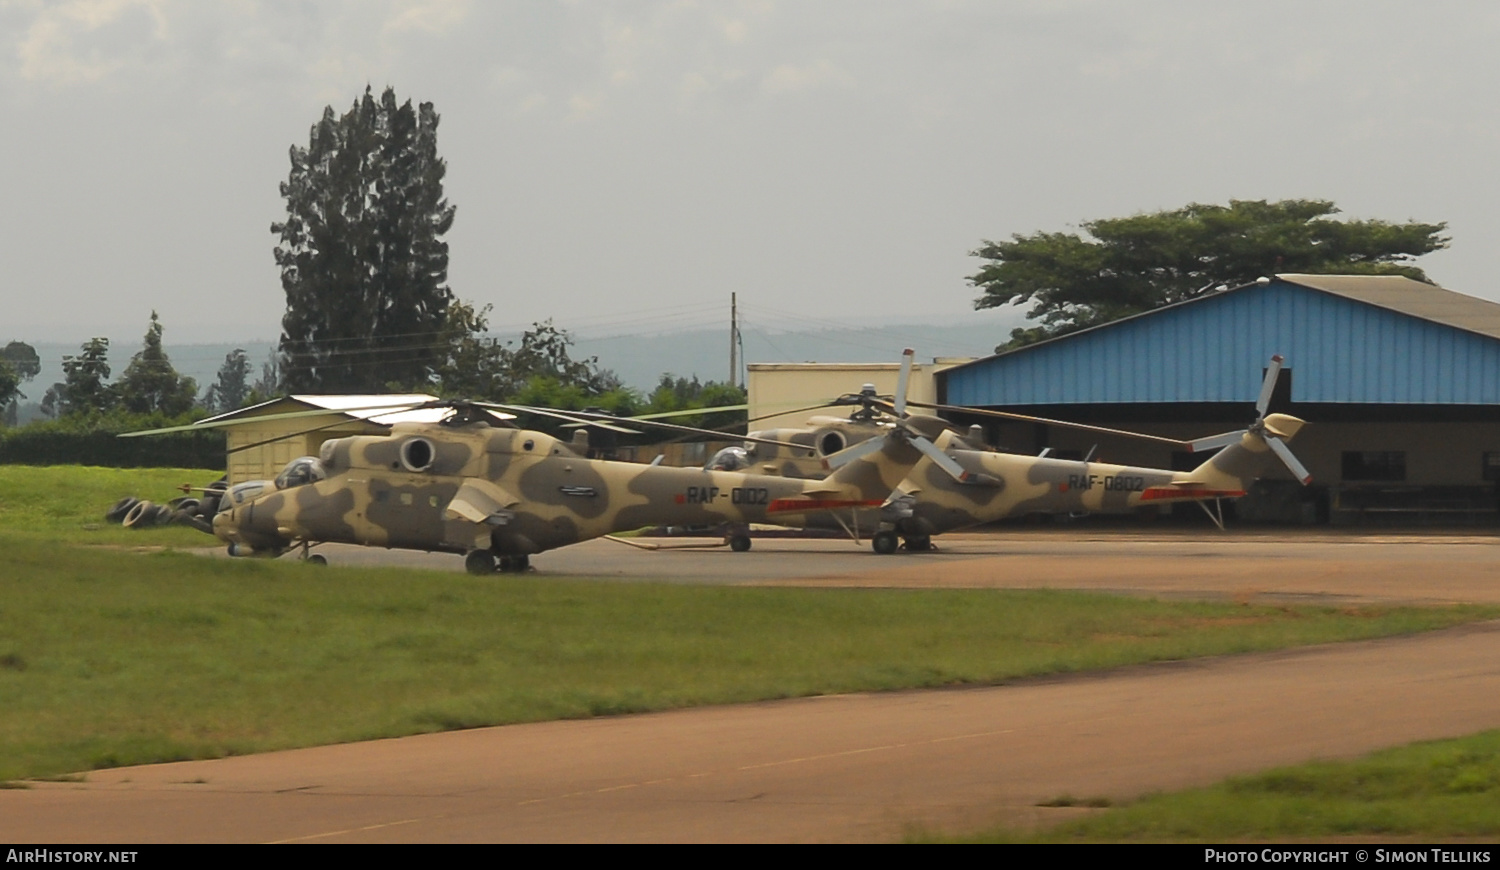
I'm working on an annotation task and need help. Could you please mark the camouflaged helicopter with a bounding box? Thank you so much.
[641,354,1312,553]
[121,368,969,573]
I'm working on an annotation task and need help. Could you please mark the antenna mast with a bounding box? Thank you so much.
[729,292,739,388]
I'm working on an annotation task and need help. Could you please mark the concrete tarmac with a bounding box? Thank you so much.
[7,530,1500,842]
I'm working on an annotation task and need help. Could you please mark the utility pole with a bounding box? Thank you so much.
[729,292,738,388]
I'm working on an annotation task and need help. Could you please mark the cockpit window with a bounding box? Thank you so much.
[225,480,268,510]
[274,456,327,490]
[705,446,751,472]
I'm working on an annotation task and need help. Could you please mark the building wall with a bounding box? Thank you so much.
[747,359,969,432]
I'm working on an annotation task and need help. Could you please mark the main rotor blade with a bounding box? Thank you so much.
[910,434,972,483]
[625,404,748,421]
[562,404,750,430]
[1188,430,1248,453]
[904,400,1189,448]
[747,402,845,426]
[501,403,810,451]
[469,402,643,434]
[893,347,914,418]
[227,415,380,455]
[119,399,442,437]
[1267,436,1313,485]
[1256,354,1284,417]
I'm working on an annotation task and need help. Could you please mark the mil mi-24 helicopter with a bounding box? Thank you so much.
[121,364,970,573]
[578,352,1311,554]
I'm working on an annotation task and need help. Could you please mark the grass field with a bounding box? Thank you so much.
[2,529,1496,783]
[939,729,1500,842]
[0,465,222,547]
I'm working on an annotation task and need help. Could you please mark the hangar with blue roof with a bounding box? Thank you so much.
[936,274,1500,524]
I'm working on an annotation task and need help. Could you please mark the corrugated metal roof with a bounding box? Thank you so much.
[941,276,1500,407]
[1277,274,1500,341]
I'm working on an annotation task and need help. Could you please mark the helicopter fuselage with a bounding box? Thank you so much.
[213,419,920,557]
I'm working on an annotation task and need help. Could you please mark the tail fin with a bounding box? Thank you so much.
[806,431,927,502]
[1180,413,1308,492]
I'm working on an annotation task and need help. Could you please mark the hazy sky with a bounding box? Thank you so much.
[3,0,1496,346]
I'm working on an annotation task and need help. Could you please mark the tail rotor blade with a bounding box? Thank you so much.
[911,434,972,484]
[1189,430,1248,453]
[821,435,886,471]
[1256,355,1284,417]
[1267,436,1312,485]
[893,348,914,418]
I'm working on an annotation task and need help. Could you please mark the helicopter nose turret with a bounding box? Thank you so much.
[212,490,289,555]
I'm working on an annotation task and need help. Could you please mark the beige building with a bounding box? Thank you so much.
[746,358,974,432]
[201,395,456,484]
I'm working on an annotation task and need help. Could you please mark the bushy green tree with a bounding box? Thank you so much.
[273,86,456,392]
[0,341,41,426]
[116,311,197,416]
[971,199,1449,348]
[430,301,511,399]
[432,314,622,401]
[645,374,746,429]
[42,338,114,418]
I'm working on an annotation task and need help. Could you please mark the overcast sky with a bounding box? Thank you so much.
[3,0,1497,347]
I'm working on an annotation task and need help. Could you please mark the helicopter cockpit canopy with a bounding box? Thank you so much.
[704,446,751,472]
[274,456,327,490]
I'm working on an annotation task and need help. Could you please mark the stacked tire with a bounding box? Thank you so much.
[104,477,224,535]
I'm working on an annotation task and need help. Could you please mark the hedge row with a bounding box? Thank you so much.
[0,427,225,469]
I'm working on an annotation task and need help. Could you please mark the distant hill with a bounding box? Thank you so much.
[11,314,1025,423]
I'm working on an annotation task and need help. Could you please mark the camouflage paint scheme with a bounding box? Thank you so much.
[212,416,944,558]
[742,414,1307,543]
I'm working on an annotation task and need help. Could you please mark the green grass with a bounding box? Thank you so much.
[0,464,221,547]
[1,531,1495,783]
[943,730,1500,842]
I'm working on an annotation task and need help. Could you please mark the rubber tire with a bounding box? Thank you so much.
[903,535,932,552]
[306,554,327,566]
[122,500,157,528]
[465,550,496,575]
[729,535,752,552]
[105,497,140,523]
[872,531,899,555]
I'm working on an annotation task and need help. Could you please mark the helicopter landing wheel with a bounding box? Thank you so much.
[497,554,530,573]
[729,534,752,552]
[902,535,932,552]
[465,550,497,575]
[872,531,899,555]
[305,554,327,566]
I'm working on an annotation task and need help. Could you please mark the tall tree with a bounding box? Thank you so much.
[116,311,198,416]
[42,337,114,418]
[203,348,252,413]
[273,86,456,392]
[971,199,1449,347]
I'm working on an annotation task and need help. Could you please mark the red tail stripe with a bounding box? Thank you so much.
[1140,488,1246,501]
[768,498,885,513]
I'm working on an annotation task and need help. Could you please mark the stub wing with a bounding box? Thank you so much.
[445,478,522,525]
